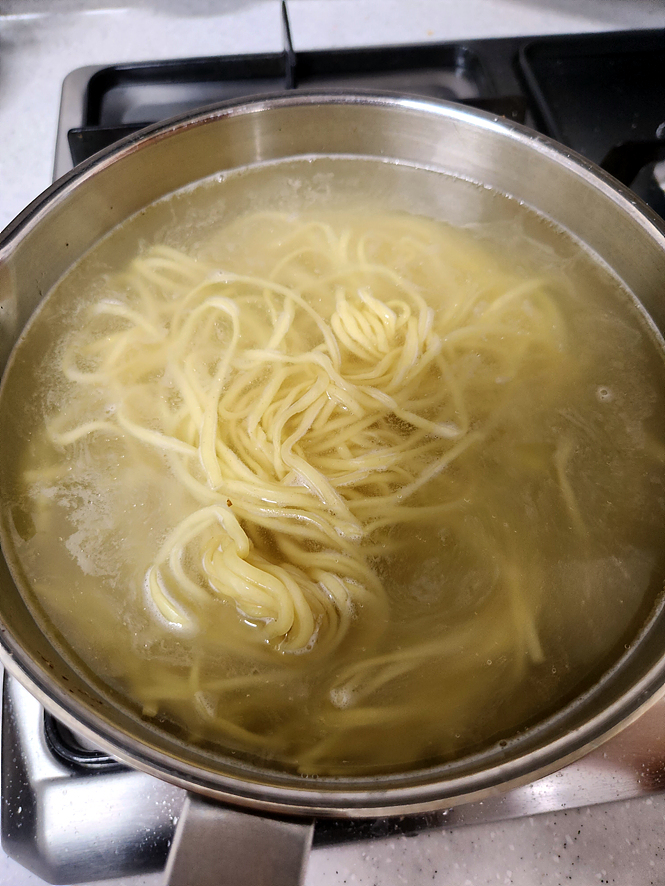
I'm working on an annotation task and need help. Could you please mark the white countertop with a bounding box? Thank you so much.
[1,2,665,885]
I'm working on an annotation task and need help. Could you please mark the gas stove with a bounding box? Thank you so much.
[2,7,665,885]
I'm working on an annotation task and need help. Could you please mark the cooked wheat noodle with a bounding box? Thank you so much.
[28,209,579,768]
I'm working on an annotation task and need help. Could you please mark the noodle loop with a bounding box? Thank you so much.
[7,180,661,776]
[45,213,570,656]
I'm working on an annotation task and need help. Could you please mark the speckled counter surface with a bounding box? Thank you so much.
[303,796,665,886]
[1,2,665,885]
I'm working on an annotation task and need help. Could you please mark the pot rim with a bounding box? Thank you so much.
[3,90,665,253]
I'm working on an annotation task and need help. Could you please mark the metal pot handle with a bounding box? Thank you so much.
[163,792,315,886]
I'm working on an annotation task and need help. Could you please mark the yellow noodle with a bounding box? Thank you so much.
[9,200,636,777]
[43,212,565,657]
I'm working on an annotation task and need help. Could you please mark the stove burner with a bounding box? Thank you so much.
[43,711,122,772]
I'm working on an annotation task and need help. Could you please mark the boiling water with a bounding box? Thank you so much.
[1,158,665,776]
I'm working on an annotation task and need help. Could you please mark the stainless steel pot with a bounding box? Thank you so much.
[2,93,665,885]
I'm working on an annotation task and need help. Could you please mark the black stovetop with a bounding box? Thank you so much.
[62,10,665,217]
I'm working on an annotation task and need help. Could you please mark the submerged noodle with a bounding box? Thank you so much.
[6,198,662,775]
[49,214,564,655]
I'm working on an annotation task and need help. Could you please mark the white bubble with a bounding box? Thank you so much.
[330,687,353,709]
